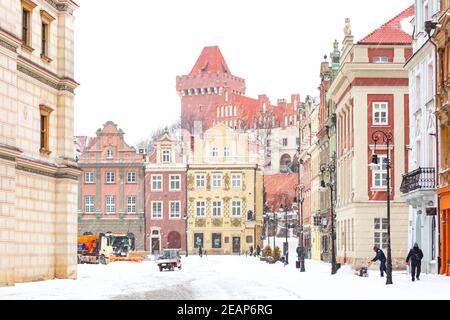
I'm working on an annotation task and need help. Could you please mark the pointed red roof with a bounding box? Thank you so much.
[358,5,414,45]
[189,46,232,76]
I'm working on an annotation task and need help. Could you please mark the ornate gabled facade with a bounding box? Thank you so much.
[186,123,264,254]
[145,130,187,253]
[327,7,413,269]
[433,0,450,276]
[0,0,80,286]
[402,0,441,274]
[77,121,146,250]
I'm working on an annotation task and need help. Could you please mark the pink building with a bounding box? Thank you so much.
[145,131,187,253]
[77,121,146,249]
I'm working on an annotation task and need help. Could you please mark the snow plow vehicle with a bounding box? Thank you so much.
[156,249,182,272]
[77,232,144,264]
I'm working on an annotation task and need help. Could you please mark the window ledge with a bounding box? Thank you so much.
[40,54,53,63]
[370,187,393,192]
[21,44,34,53]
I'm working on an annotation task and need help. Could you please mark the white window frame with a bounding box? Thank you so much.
[231,200,241,217]
[374,218,388,251]
[127,171,136,184]
[126,196,137,214]
[373,56,388,63]
[212,174,222,188]
[169,201,181,219]
[105,171,116,184]
[162,150,171,163]
[84,172,94,184]
[196,201,206,217]
[151,175,163,191]
[224,147,230,157]
[372,155,388,188]
[282,138,288,146]
[151,201,163,219]
[212,147,218,157]
[195,174,206,189]
[106,149,114,159]
[169,175,181,191]
[105,196,116,214]
[231,174,241,188]
[84,196,94,213]
[212,200,222,217]
[372,102,388,125]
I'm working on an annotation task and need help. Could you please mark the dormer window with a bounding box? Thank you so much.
[106,149,114,159]
[162,150,171,163]
[373,56,388,64]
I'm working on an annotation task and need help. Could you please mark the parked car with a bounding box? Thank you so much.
[156,249,182,271]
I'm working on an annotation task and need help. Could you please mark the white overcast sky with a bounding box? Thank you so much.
[73,0,413,146]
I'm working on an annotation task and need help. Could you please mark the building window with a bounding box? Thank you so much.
[231,200,241,217]
[151,175,163,191]
[296,137,300,146]
[127,196,136,214]
[105,171,116,184]
[39,10,54,61]
[224,147,230,157]
[41,22,49,56]
[169,175,181,191]
[246,236,253,243]
[194,233,204,248]
[105,196,116,214]
[267,140,271,147]
[162,150,170,163]
[373,102,388,125]
[282,138,288,146]
[212,201,222,217]
[84,172,94,184]
[84,196,94,213]
[196,201,206,217]
[373,56,388,63]
[169,201,181,218]
[152,202,163,219]
[372,155,388,188]
[212,147,218,157]
[106,149,114,159]
[231,174,241,188]
[374,218,388,250]
[127,171,136,184]
[39,105,53,155]
[21,0,37,48]
[212,233,222,248]
[212,174,222,188]
[195,174,205,188]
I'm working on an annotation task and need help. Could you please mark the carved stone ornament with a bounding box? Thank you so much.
[344,18,352,37]
[195,219,206,228]
[187,174,194,191]
[224,173,230,190]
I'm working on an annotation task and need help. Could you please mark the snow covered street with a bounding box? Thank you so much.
[1,238,449,300]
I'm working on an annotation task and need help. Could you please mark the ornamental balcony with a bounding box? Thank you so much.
[400,167,436,207]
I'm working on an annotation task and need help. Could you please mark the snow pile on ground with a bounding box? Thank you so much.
[1,238,449,300]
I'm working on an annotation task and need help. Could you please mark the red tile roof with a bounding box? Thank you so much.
[189,46,232,76]
[264,173,298,212]
[358,5,414,45]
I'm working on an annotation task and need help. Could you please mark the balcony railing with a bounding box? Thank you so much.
[400,167,436,194]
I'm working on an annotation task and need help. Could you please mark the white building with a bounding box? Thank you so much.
[402,0,440,274]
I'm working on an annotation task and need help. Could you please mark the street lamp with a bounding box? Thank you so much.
[294,185,306,272]
[369,130,393,285]
[320,154,338,275]
[183,214,188,257]
[279,202,289,264]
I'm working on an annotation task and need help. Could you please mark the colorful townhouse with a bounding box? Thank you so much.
[0,0,80,286]
[186,123,264,254]
[77,121,146,250]
[327,7,413,269]
[145,130,187,254]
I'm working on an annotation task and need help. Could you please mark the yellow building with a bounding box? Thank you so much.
[186,124,264,254]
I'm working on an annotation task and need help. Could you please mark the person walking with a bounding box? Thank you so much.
[256,245,261,257]
[249,246,254,257]
[406,243,424,282]
[371,245,387,277]
[198,245,203,258]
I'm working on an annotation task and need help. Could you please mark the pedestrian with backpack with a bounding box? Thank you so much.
[406,243,424,282]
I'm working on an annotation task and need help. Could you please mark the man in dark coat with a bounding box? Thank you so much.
[371,245,387,277]
[256,245,261,257]
[406,243,424,282]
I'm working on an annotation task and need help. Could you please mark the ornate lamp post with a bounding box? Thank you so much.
[294,184,306,271]
[320,154,338,275]
[183,214,188,257]
[279,202,289,264]
[369,130,393,285]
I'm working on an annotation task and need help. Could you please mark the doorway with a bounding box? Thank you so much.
[232,237,241,253]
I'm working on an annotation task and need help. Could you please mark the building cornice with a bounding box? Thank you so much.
[0,143,22,162]
[17,56,79,93]
[0,27,21,53]
[78,163,145,168]
[16,157,80,180]
[43,0,79,14]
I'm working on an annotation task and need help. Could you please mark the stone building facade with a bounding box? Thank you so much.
[145,131,187,254]
[327,8,413,269]
[0,0,80,286]
[77,122,146,250]
[186,124,264,254]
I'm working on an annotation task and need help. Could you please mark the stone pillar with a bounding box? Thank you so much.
[54,176,78,280]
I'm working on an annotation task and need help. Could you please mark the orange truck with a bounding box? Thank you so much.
[77,232,144,264]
